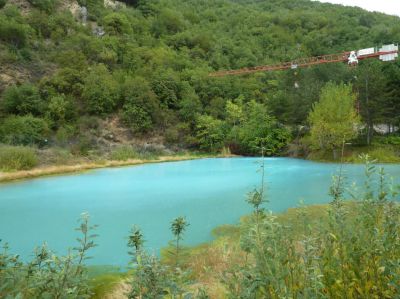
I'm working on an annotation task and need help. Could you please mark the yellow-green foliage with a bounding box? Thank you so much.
[308,82,360,151]
[307,144,400,163]
[347,146,400,163]
[0,145,38,171]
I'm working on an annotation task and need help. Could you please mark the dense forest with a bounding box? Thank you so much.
[0,0,400,168]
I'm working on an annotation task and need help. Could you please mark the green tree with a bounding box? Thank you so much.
[355,61,388,144]
[46,95,74,128]
[122,104,152,133]
[82,64,120,115]
[308,82,360,158]
[170,216,189,266]
[120,77,160,133]
[195,114,226,152]
[232,100,290,156]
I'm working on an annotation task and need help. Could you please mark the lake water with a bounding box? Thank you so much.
[0,157,399,266]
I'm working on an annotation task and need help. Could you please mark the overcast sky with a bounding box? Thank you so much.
[314,0,400,16]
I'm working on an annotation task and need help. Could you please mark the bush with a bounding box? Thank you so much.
[121,104,153,133]
[103,13,133,35]
[1,84,46,116]
[0,115,49,146]
[373,135,400,146]
[120,77,159,133]
[0,0,7,9]
[0,17,29,48]
[82,65,120,115]
[0,145,38,171]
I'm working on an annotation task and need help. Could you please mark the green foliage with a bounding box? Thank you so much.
[121,77,159,133]
[0,115,49,145]
[152,9,186,37]
[1,84,46,116]
[0,16,29,48]
[230,100,291,155]
[0,145,38,171]
[103,13,133,35]
[0,212,97,298]
[195,115,226,152]
[46,95,74,128]
[374,135,400,146]
[308,82,360,153]
[0,0,7,9]
[170,216,189,265]
[82,65,120,115]
[122,104,153,133]
[127,220,194,299]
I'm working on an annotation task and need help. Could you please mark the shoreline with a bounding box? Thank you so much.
[2,152,398,184]
[0,155,214,183]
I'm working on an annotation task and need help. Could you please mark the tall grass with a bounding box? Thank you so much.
[0,145,38,171]
[110,145,160,161]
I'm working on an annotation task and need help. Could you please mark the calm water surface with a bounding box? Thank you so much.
[0,157,399,266]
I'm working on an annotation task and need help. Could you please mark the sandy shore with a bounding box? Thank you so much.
[0,155,210,183]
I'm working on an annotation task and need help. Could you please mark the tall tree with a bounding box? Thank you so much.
[355,60,388,144]
[308,82,360,159]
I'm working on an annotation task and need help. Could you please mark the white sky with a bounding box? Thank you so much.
[314,0,400,16]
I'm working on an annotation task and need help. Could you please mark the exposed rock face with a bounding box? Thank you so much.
[80,6,87,25]
[104,0,126,9]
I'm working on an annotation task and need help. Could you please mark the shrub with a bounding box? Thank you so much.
[120,77,159,133]
[82,65,120,115]
[0,145,38,170]
[103,13,133,35]
[0,115,49,146]
[0,17,29,48]
[225,100,291,156]
[0,0,7,9]
[121,104,153,133]
[1,84,46,116]
[373,135,400,146]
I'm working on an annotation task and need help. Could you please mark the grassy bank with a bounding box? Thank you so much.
[0,154,219,183]
[306,144,400,163]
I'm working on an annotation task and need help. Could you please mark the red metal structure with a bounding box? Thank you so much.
[209,44,399,77]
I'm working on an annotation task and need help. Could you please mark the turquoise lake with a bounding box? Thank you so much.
[0,157,399,266]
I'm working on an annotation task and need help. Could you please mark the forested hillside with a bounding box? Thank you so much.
[0,0,399,161]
